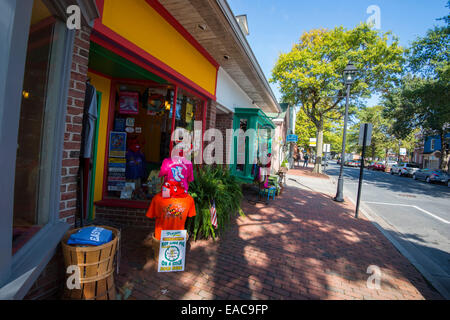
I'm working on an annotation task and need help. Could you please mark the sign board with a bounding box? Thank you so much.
[286,134,298,142]
[358,123,373,146]
[158,230,187,272]
[323,144,331,153]
[399,148,407,156]
[309,138,317,147]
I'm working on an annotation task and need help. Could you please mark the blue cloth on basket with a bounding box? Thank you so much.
[67,227,113,246]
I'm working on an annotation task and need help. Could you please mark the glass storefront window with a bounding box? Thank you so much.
[173,88,204,162]
[106,83,175,200]
[13,0,64,254]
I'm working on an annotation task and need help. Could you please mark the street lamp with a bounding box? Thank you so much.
[334,62,357,202]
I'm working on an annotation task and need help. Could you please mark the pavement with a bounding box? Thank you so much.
[114,164,443,300]
[323,161,450,299]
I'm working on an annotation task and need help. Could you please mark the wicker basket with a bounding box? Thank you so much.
[61,225,119,300]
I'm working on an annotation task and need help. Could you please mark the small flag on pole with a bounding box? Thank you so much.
[210,199,217,229]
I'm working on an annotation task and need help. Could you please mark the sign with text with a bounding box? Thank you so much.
[286,134,298,142]
[323,144,331,153]
[309,138,317,147]
[399,148,407,156]
[358,123,373,146]
[158,230,187,272]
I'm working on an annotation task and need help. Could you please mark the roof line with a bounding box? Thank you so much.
[215,0,281,112]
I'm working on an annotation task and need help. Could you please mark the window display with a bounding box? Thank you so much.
[104,84,204,203]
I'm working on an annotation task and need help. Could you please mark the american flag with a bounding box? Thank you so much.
[210,199,217,229]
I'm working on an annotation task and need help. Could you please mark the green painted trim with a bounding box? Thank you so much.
[89,42,168,84]
[88,91,102,221]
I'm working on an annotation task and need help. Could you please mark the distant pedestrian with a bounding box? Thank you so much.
[303,153,309,167]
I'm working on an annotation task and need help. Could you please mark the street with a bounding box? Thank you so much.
[325,162,450,298]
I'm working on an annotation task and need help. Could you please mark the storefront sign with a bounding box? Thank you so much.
[158,230,187,272]
[399,148,407,156]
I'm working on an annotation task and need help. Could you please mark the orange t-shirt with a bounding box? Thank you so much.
[146,193,196,240]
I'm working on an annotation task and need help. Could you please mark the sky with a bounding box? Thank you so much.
[227,0,449,106]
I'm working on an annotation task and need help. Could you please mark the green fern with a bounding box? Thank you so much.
[187,165,244,240]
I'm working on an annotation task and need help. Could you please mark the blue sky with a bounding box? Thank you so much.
[227,0,448,106]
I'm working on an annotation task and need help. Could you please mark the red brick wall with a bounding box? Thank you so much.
[205,100,216,131]
[24,27,92,300]
[95,206,155,228]
[59,26,92,227]
[216,112,234,165]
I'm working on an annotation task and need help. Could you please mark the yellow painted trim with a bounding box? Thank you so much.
[102,0,217,95]
[88,72,111,218]
[31,0,52,26]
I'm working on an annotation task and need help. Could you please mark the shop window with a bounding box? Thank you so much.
[236,119,248,172]
[12,1,63,254]
[173,88,204,162]
[106,83,176,201]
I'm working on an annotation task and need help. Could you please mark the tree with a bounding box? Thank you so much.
[348,106,392,160]
[271,23,405,173]
[294,108,343,155]
[383,5,450,169]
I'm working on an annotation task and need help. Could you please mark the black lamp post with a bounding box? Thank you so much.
[334,62,357,202]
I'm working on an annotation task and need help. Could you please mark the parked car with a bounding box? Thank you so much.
[368,162,386,171]
[346,160,358,167]
[413,168,449,184]
[386,160,398,167]
[390,163,420,177]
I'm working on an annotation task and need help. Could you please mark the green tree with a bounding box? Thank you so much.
[295,108,344,156]
[271,23,404,173]
[384,5,450,169]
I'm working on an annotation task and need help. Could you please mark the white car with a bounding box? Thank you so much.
[390,163,420,177]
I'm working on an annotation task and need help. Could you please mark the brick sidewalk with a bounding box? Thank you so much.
[115,183,442,300]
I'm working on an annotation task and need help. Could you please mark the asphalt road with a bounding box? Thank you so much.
[324,162,450,299]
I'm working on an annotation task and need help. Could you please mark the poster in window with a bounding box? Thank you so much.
[119,91,139,115]
[109,131,127,158]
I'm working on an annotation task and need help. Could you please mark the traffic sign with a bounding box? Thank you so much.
[358,123,373,146]
[286,134,298,142]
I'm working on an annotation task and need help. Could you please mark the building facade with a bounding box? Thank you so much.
[0,0,281,299]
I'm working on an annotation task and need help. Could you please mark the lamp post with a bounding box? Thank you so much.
[334,62,357,202]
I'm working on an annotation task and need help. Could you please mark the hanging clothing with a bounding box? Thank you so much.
[159,156,194,191]
[81,82,98,158]
[126,150,146,180]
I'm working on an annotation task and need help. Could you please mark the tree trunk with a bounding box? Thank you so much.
[313,119,324,173]
[439,131,448,171]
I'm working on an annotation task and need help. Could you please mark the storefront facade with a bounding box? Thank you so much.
[0,0,98,300]
[1,0,281,300]
[84,0,220,226]
[230,108,275,183]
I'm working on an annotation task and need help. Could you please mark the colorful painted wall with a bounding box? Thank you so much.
[98,0,217,97]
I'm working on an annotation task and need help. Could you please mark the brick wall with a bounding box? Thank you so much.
[59,26,92,227]
[95,206,155,229]
[24,27,92,300]
[205,100,217,131]
[216,112,234,165]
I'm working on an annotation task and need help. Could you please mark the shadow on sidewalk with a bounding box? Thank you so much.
[114,184,443,300]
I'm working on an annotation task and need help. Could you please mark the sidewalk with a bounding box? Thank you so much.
[114,166,442,300]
